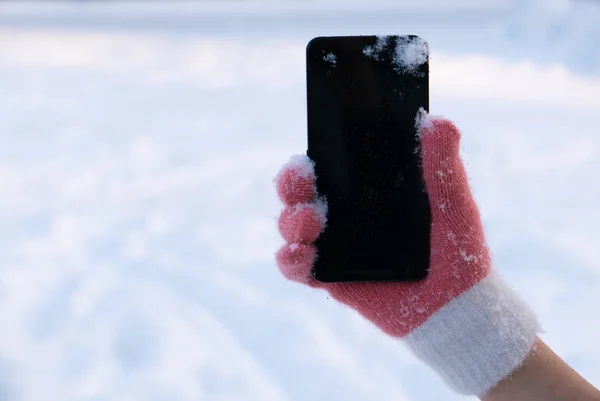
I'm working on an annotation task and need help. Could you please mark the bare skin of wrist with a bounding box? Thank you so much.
[482,338,600,401]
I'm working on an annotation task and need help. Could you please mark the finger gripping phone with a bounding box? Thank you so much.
[306,35,431,283]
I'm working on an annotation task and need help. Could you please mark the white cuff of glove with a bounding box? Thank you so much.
[404,271,541,395]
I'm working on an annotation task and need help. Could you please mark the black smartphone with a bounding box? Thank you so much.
[306,35,431,283]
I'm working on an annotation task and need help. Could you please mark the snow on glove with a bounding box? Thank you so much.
[274,114,540,396]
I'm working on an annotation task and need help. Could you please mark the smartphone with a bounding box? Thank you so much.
[306,35,431,283]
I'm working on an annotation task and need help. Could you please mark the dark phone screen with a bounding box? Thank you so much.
[306,35,431,282]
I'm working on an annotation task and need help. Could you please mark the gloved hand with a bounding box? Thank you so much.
[274,114,540,396]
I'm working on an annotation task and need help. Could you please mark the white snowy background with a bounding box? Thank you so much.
[0,1,599,400]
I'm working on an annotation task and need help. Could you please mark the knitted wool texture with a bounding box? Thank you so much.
[275,116,540,395]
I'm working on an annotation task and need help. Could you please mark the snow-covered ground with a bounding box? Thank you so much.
[0,1,599,400]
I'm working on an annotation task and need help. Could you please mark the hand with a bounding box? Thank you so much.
[274,114,540,396]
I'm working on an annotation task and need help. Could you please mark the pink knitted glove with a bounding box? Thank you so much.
[274,115,540,396]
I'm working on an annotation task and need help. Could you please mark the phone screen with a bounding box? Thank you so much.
[306,35,431,282]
